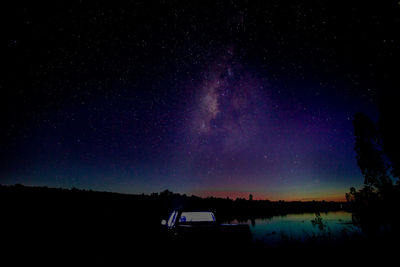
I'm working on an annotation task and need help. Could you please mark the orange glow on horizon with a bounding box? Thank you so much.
[193,190,346,202]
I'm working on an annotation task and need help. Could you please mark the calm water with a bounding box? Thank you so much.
[228,211,362,246]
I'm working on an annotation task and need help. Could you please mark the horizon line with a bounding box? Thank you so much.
[1,183,346,202]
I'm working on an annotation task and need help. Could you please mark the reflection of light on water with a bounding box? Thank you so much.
[226,211,362,246]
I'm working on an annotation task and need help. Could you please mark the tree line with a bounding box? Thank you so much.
[1,183,344,224]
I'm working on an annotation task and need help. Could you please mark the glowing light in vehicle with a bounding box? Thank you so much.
[178,212,216,222]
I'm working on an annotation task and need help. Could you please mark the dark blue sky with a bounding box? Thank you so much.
[1,1,399,200]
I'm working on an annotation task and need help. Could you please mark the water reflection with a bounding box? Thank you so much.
[226,211,362,246]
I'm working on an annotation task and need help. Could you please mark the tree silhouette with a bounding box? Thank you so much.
[349,109,400,235]
[345,187,356,203]
[353,112,391,190]
[379,96,400,180]
[311,212,327,231]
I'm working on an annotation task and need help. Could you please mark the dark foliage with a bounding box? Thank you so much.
[353,112,390,189]
[311,212,327,231]
[348,105,400,236]
[379,95,400,179]
[0,184,344,223]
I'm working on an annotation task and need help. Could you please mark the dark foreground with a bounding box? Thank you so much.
[2,185,399,264]
[5,222,398,265]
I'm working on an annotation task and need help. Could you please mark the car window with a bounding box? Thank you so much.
[179,212,216,222]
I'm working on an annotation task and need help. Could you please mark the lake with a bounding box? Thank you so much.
[227,211,362,246]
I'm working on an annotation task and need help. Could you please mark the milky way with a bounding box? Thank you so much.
[191,49,265,149]
[176,48,267,181]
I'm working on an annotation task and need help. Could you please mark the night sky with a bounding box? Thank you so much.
[1,1,399,201]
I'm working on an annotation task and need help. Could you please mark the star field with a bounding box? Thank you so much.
[1,1,399,201]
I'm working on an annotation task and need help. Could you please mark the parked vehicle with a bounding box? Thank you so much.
[161,210,252,247]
